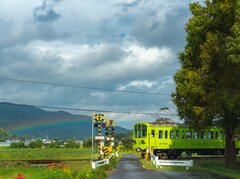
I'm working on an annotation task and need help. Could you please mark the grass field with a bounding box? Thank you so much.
[0,148,117,179]
[0,148,93,160]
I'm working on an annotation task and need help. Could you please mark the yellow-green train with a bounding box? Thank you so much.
[133,120,240,158]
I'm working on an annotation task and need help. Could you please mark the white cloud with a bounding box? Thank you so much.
[11,40,174,83]
[117,80,157,90]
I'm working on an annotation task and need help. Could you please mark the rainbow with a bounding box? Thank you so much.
[8,118,90,133]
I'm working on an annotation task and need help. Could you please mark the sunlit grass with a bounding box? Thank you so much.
[0,148,119,178]
[0,148,93,160]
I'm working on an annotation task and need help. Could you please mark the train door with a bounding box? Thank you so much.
[170,130,175,149]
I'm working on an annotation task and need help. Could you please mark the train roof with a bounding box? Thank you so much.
[135,120,221,129]
[148,121,187,127]
[135,118,187,127]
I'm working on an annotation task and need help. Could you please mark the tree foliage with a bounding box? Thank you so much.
[115,132,133,149]
[173,0,240,167]
[48,141,61,148]
[28,139,43,148]
[0,128,9,142]
[64,140,80,148]
[10,141,26,148]
[83,137,92,148]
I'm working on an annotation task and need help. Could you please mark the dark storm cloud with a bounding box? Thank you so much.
[116,0,141,11]
[130,6,189,50]
[33,0,62,22]
[101,1,191,51]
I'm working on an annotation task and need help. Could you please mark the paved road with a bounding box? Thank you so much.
[108,154,227,179]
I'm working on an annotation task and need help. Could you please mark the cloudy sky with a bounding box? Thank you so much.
[0,0,204,129]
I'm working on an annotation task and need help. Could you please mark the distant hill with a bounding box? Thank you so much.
[0,102,130,139]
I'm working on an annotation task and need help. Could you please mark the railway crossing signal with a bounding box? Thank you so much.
[92,113,105,159]
[92,114,116,160]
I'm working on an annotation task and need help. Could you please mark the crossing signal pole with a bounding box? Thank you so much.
[103,119,115,157]
[93,113,105,159]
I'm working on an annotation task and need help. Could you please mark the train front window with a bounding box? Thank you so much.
[137,125,141,138]
[151,130,155,137]
[159,130,163,139]
[165,131,168,139]
[134,125,137,138]
[142,125,147,138]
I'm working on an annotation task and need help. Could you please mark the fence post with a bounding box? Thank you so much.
[92,162,96,169]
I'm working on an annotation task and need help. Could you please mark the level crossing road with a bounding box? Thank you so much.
[108,154,226,179]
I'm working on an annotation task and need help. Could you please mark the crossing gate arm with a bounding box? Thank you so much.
[92,153,115,169]
[150,153,193,170]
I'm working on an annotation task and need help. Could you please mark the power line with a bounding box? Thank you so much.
[0,77,171,96]
[0,102,176,116]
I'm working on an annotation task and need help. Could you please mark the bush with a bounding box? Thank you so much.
[48,141,61,148]
[64,140,80,148]
[28,139,43,148]
[10,141,25,148]
[83,137,92,148]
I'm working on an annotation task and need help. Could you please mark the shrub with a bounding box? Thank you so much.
[64,140,80,148]
[28,139,43,148]
[48,141,61,148]
[10,141,25,148]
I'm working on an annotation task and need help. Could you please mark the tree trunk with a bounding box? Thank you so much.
[224,127,237,168]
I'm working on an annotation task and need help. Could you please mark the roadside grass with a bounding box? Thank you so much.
[0,158,118,179]
[140,156,240,179]
[0,166,71,179]
[0,148,119,179]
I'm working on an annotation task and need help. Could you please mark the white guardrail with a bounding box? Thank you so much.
[92,151,118,169]
[150,153,193,170]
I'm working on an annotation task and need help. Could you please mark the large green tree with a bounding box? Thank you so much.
[173,0,240,168]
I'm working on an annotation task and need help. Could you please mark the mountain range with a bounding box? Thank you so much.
[0,102,130,139]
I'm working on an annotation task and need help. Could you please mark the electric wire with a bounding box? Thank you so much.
[0,77,172,96]
[0,102,177,116]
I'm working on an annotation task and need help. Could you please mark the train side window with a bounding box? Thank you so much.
[186,131,192,139]
[176,131,179,139]
[193,132,198,139]
[137,125,141,138]
[208,131,214,139]
[201,131,207,139]
[165,131,168,139]
[220,132,223,139]
[134,125,137,138]
[215,131,218,139]
[181,131,185,139]
[170,131,174,139]
[151,130,155,137]
[159,130,163,139]
[142,125,147,138]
